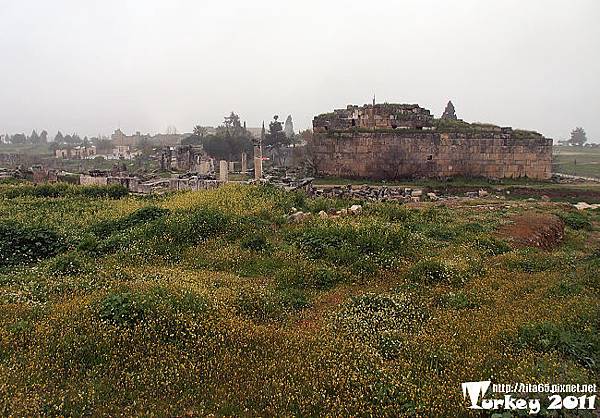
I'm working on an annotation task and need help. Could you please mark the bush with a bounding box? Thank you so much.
[439,291,481,309]
[0,222,65,266]
[547,280,584,297]
[98,292,147,326]
[236,286,310,322]
[91,206,170,238]
[1,183,128,199]
[406,259,460,285]
[275,266,347,290]
[98,287,208,327]
[505,249,558,273]
[240,235,271,252]
[310,267,346,289]
[46,252,91,276]
[516,322,599,371]
[472,236,511,256]
[367,204,419,223]
[76,235,102,255]
[277,287,310,311]
[558,212,593,231]
[172,208,230,244]
[423,225,457,241]
[290,223,412,263]
[377,332,405,360]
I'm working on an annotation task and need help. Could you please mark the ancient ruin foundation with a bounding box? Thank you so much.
[311,103,553,180]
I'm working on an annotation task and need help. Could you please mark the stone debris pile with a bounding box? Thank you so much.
[308,185,502,202]
[574,202,600,210]
[287,204,363,223]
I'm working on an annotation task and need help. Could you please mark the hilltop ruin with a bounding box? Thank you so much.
[311,102,553,180]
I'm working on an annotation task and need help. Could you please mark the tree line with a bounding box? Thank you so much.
[0,130,108,146]
[182,112,298,162]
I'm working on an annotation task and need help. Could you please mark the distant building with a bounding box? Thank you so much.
[112,145,140,160]
[111,129,149,146]
[160,144,209,171]
[111,129,191,147]
[55,146,96,159]
[55,149,69,159]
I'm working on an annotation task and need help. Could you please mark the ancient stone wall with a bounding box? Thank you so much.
[311,132,553,180]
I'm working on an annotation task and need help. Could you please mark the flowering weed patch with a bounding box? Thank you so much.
[0,183,597,416]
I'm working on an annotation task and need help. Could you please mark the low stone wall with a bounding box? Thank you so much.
[311,132,553,180]
[80,174,108,186]
[168,178,221,192]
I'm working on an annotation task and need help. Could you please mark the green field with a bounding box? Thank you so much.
[0,183,598,416]
[554,146,600,179]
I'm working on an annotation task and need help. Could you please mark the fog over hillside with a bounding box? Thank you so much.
[0,0,598,142]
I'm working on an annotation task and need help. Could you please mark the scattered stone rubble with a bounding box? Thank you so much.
[574,202,600,210]
[306,184,506,202]
[78,170,222,194]
[287,204,363,223]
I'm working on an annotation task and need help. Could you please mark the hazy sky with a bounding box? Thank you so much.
[1,0,599,141]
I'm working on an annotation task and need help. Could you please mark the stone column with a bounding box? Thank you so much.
[254,145,263,180]
[228,161,235,173]
[241,152,247,174]
[219,160,228,182]
[199,161,210,175]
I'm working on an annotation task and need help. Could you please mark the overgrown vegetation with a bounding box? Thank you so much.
[0,182,597,416]
[0,182,128,199]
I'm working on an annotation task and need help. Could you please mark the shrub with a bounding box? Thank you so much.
[558,212,592,231]
[367,204,419,223]
[275,265,347,290]
[97,287,208,327]
[516,322,599,371]
[236,286,310,322]
[310,267,346,289]
[406,259,460,285]
[459,222,487,234]
[472,236,511,256]
[145,286,209,316]
[91,206,170,238]
[290,223,412,263]
[505,249,558,273]
[423,225,457,241]
[76,235,102,255]
[1,183,128,199]
[439,291,481,309]
[173,208,230,244]
[277,287,310,311]
[547,280,584,297]
[8,319,33,334]
[240,235,271,252]
[46,252,91,276]
[0,222,65,266]
[98,292,147,326]
[290,225,345,259]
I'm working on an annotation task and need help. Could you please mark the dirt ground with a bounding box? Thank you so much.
[497,213,565,250]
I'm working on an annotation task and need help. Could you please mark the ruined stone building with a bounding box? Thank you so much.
[54,146,97,159]
[111,129,189,147]
[160,145,209,172]
[311,103,553,180]
[441,101,458,120]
